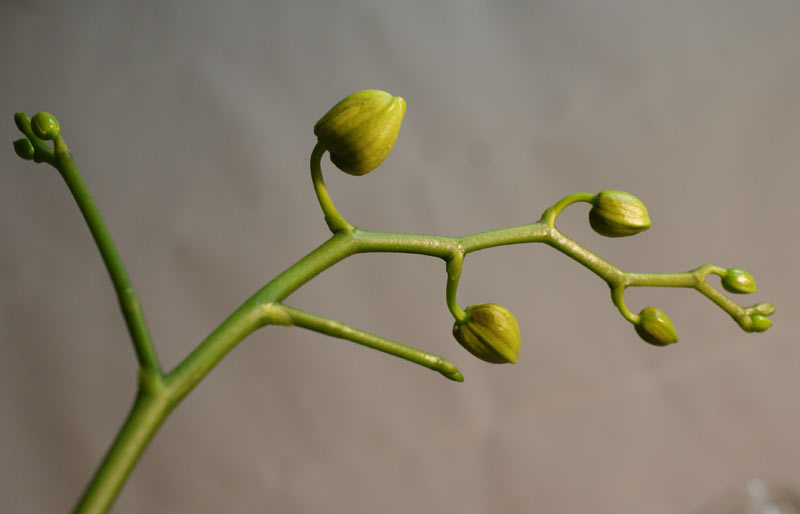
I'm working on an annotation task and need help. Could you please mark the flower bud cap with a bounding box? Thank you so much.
[452,303,520,364]
[589,190,651,237]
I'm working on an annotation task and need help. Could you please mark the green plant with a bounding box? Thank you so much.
[11,90,773,513]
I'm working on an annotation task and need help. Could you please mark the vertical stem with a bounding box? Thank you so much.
[445,255,466,321]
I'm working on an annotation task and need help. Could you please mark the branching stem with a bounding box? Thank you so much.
[11,117,771,514]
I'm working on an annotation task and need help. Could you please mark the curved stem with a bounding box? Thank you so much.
[311,142,353,233]
[53,136,161,375]
[541,192,596,227]
[611,286,638,323]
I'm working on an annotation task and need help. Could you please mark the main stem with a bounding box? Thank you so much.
[72,389,171,513]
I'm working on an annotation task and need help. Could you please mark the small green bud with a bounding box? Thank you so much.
[314,89,406,176]
[589,190,651,237]
[14,112,31,133]
[452,303,520,364]
[31,112,60,140]
[635,306,678,347]
[721,268,757,294]
[750,314,772,333]
[13,138,35,160]
[750,302,776,316]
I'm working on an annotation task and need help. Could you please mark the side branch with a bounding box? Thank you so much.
[53,136,162,374]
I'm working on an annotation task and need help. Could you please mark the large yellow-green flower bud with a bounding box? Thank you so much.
[721,268,757,294]
[452,303,520,364]
[635,306,678,347]
[589,190,651,237]
[313,89,406,176]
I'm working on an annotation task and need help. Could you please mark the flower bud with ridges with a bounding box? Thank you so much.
[589,190,651,237]
[635,306,678,346]
[452,303,520,364]
[314,89,406,176]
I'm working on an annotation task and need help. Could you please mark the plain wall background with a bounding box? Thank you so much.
[2,1,799,513]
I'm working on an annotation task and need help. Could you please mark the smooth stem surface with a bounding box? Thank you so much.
[72,388,171,514]
[279,304,464,381]
[311,142,353,233]
[54,136,161,375]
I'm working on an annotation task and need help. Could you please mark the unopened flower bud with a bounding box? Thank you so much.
[635,306,678,346]
[721,268,757,294]
[31,112,60,140]
[750,314,772,333]
[452,303,520,364]
[14,112,31,132]
[13,138,34,160]
[314,89,406,176]
[589,190,651,237]
[750,302,776,316]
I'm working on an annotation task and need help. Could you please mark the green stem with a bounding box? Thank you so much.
[278,303,463,381]
[541,192,596,227]
[445,254,466,321]
[544,226,625,285]
[72,385,171,514]
[53,136,161,375]
[310,142,353,233]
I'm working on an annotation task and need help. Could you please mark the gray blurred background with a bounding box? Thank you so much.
[2,1,799,513]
